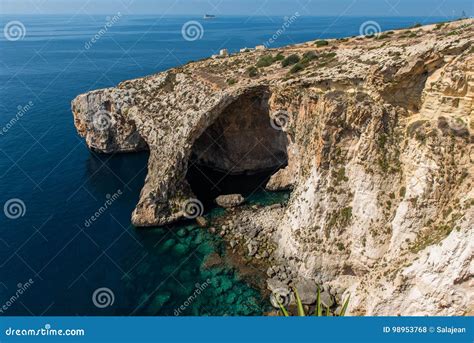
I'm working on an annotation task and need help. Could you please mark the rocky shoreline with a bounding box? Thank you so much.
[204,194,345,314]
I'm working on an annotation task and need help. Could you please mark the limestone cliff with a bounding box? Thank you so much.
[72,20,473,316]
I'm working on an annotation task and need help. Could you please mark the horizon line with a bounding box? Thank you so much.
[0,13,460,18]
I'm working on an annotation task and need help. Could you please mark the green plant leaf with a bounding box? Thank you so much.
[325,305,330,316]
[339,295,350,316]
[292,287,306,316]
[315,287,322,316]
[275,294,290,317]
[278,303,290,316]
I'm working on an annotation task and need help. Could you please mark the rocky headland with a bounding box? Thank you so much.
[72,19,473,316]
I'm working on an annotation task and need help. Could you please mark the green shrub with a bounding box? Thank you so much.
[411,23,422,28]
[281,54,300,67]
[256,55,275,68]
[256,53,285,68]
[321,52,336,59]
[314,40,329,47]
[247,66,258,77]
[327,207,352,229]
[301,51,317,63]
[226,78,236,85]
[336,242,345,251]
[274,52,285,61]
[399,187,406,197]
[289,62,305,74]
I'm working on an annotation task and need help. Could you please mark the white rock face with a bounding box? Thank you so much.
[72,20,474,316]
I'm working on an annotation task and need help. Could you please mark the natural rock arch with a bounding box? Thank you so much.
[186,87,289,208]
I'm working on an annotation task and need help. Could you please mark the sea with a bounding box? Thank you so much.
[0,14,447,315]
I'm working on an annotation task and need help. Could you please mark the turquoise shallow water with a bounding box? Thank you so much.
[0,14,445,315]
[128,190,290,316]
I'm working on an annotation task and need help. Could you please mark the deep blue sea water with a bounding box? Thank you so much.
[0,15,447,315]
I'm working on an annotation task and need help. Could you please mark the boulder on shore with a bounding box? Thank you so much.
[215,194,245,208]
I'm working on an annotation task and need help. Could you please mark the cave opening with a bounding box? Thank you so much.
[186,88,289,210]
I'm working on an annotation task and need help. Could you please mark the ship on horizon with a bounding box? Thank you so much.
[203,14,216,19]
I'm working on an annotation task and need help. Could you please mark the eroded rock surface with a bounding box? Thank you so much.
[72,20,474,316]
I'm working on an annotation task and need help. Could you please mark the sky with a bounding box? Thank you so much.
[1,0,473,17]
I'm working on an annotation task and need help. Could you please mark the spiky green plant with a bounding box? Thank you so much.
[275,287,350,316]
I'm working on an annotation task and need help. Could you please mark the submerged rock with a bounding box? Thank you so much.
[146,292,171,315]
[196,216,208,227]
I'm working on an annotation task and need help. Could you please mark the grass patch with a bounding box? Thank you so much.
[332,167,348,186]
[411,224,454,253]
[327,207,353,230]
